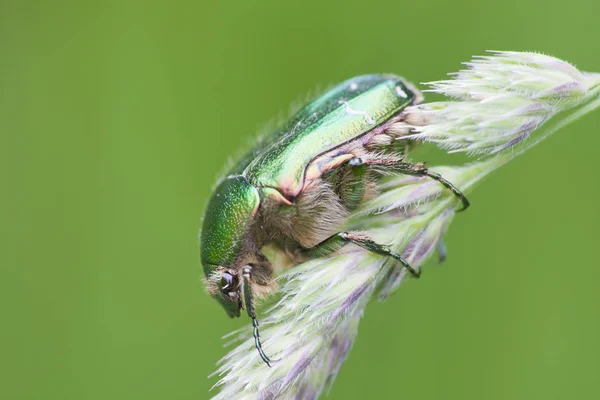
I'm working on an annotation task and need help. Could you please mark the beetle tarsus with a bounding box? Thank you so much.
[425,171,470,211]
[341,233,421,278]
[252,317,272,367]
[242,265,276,367]
[302,231,421,278]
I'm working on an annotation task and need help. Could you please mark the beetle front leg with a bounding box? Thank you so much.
[242,265,275,367]
[301,231,420,278]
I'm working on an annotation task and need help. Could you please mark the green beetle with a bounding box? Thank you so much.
[200,74,468,366]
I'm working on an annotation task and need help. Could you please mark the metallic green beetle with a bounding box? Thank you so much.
[200,74,469,366]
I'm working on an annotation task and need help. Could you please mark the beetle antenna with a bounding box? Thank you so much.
[242,265,274,367]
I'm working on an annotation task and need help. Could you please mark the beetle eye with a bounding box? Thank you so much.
[227,291,239,300]
[220,272,237,292]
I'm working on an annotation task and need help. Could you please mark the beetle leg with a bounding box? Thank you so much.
[394,161,469,211]
[301,231,420,278]
[367,159,470,211]
[242,265,275,367]
[341,157,369,211]
[423,170,470,211]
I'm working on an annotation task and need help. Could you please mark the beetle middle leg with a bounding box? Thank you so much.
[242,265,275,367]
[301,231,420,278]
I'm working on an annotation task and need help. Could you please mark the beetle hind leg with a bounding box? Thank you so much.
[362,157,470,211]
[423,170,470,211]
[301,231,420,278]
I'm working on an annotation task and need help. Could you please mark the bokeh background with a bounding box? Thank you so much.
[2,1,599,399]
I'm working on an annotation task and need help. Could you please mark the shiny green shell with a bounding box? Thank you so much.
[201,74,416,272]
[239,74,416,198]
[201,176,260,270]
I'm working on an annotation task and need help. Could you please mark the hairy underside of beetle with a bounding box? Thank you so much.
[253,127,417,263]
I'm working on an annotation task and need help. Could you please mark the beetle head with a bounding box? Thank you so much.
[200,176,261,317]
[205,268,243,318]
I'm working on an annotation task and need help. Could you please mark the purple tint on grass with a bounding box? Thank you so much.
[294,386,318,400]
[379,208,453,299]
[402,230,424,259]
[330,284,370,322]
[328,335,354,374]
[517,118,538,134]
[378,267,404,300]
[408,230,438,265]
[509,102,548,116]
[405,208,452,259]
[503,130,531,148]
[384,181,440,213]
[407,181,438,200]
[262,351,315,399]
[549,82,583,97]
[282,351,313,388]
[491,119,536,154]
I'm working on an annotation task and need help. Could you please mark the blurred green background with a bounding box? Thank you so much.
[2,1,599,399]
